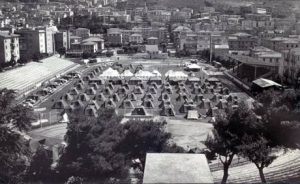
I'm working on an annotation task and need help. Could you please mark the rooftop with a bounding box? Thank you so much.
[253,78,282,88]
[143,153,213,184]
[0,32,19,38]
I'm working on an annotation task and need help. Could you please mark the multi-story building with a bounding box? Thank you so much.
[147,10,171,23]
[15,28,46,59]
[177,31,226,53]
[132,27,152,39]
[285,48,300,83]
[241,14,274,31]
[228,32,258,52]
[54,31,70,51]
[0,32,20,65]
[36,26,56,55]
[262,37,300,59]
[107,28,122,45]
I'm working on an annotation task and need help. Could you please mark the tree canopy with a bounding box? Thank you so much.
[0,88,34,183]
[56,108,183,182]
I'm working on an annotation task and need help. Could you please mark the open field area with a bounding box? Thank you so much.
[166,119,213,149]
[28,123,67,151]
[0,55,79,93]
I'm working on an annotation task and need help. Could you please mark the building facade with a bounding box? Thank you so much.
[0,32,20,65]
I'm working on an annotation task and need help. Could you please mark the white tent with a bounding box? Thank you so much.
[120,70,134,78]
[165,70,188,80]
[60,113,69,123]
[100,67,120,79]
[152,70,162,77]
[165,70,174,77]
[135,70,155,79]
[187,64,201,70]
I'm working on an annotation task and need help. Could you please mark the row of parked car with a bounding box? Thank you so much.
[22,72,81,107]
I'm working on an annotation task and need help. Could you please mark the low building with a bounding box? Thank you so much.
[80,41,98,53]
[82,37,104,50]
[145,45,167,59]
[75,28,90,39]
[143,153,214,184]
[214,44,229,57]
[252,78,282,93]
[129,33,143,44]
[147,37,158,45]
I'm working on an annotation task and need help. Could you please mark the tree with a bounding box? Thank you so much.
[82,51,92,59]
[205,113,239,184]
[116,120,176,170]
[26,143,53,181]
[32,53,41,62]
[0,88,34,183]
[57,108,127,181]
[18,57,28,64]
[57,108,183,182]
[254,90,300,148]
[205,103,261,184]
[65,176,83,184]
[58,47,67,57]
[238,136,277,183]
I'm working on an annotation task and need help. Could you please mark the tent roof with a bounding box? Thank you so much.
[252,78,282,88]
[152,70,162,77]
[135,70,156,77]
[187,64,201,69]
[100,67,120,77]
[187,110,199,120]
[120,69,134,77]
[165,70,188,78]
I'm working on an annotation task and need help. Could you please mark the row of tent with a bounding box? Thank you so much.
[99,67,162,79]
[99,67,191,81]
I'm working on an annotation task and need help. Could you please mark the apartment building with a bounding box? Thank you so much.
[228,32,258,52]
[15,29,47,59]
[0,32,20,65]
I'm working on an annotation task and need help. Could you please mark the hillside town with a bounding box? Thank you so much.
[0,0,300,184]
